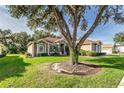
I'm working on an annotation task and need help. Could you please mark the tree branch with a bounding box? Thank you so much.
[72,6,85,47]
[77,6,85,25]
[72,6,78,47]
[76,5,108,49]
[66,6,75,16]
[48,6,72,47]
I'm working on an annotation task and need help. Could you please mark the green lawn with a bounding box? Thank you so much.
[0,54,124,88]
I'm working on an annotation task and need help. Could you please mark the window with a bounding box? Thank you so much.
[39,46,43,51]
[38,44,44,53]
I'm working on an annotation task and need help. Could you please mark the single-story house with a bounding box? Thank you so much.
[27,37,102,57]
[80,39,102,53]
[115,44,124,53]
[27,37,68,57]
[102,44,114,54]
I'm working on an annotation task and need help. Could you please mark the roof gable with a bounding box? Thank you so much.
[41,37,62,43]
[27,37,102,46]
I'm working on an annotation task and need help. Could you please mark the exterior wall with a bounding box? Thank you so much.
[92,44,101,53]
[27,40,69,57]
[81,43,101,53]
[102,47,112,54]
[117,46,124,52]
[27,42,49,57]
[36,42,48,56]
[27,44,34,56]
[81,44,91,51]
[36,42,67,56]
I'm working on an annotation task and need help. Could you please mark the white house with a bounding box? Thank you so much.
[102,44,114,54]
[116,45,124,53]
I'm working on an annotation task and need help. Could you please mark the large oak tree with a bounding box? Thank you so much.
[8,5,124,65]
[11,32,31,52]
[0,29,11,45]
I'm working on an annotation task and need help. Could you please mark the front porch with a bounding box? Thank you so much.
[48,43,68,55]
[36,42,68,56]
[91,43,101,53]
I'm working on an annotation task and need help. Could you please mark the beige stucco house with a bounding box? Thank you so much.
[81,39,102,53]
[27,37,102,57]
[102,44,114,54]
[27,37,68,57]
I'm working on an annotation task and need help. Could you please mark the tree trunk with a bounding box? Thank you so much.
[69,47,79,65]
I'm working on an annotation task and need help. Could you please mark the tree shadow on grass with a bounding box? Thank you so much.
[0,55,30,82]
[84,56,124,70]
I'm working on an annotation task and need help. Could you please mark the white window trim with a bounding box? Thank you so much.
[37,43,45,53]
[90,43,92,51]
[0,47,2,55]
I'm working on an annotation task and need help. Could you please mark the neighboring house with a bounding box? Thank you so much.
[115,44,124,53]
[102,44,114,54]
[81,39,102,53]
[0,43,6,55]
[27,37,102,57]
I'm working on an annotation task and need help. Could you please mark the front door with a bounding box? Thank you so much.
[60,44,64,55]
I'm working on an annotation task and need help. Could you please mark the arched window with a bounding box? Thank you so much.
[37,44,44,53]
[39,45,44,52]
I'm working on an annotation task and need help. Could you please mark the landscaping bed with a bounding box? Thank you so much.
[51,62,101,75]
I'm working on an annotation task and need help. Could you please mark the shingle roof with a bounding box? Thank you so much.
[27,37,102,46]
[102,44,114,48]
[41,37,62,43]
[27,37,63,46]
[82,39,102,45]
[83,39,93,44]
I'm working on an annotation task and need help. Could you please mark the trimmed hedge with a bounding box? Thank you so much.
[25,52,32,58]
[80,50,106,56]
[86,51,97,56]
[80,50,86,56]
[50,53,60,56]
[40,53,48,56]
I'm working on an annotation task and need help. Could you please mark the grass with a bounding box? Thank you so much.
[0,54,124,88]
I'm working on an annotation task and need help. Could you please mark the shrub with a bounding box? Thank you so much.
[8,43,18,54]
[96,52,106,56]
[25,52,32,58]
[0,49,7,58]
[20,51,26,54]
[50,53,60,56]
[50,45,59,54]
[86,51,97,56]
[40,53,48,56]
[81,50,106,57]
[80,50,86,56]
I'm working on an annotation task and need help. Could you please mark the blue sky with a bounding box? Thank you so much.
[0,6,33,34]
[0,5,124,44]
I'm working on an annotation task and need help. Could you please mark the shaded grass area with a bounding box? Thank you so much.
[0,54,124,88]
[0,55,30,82]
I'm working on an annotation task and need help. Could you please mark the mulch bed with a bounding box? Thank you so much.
[50,62,102,75]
